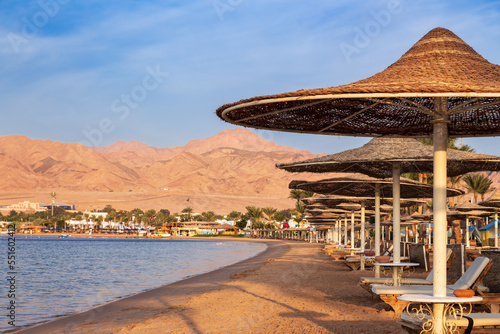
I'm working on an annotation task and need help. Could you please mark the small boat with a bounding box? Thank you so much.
[60,234,70,238]
[161,233,171,237]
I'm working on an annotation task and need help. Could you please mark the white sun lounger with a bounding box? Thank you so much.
[371,257,493,315]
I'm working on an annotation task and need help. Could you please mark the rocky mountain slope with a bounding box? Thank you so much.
[0,129,320,196]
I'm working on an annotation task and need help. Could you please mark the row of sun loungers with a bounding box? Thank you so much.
[323,242,500,333]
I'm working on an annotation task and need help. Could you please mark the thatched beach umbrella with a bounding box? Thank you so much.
[277,137,500,177]
[280,137,500,264]
[303,194,423,247]
[217,28,500,329]
[291,175,462,265]
[479,190,500,248]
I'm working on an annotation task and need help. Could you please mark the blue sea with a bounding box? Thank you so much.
[0,236,266,332]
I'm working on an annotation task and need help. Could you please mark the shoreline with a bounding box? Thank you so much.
[13,238,286,334]
[10,232,248,240]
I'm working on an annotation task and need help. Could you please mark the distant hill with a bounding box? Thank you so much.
[0,129,320,196]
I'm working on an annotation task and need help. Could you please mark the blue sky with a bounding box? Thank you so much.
[1,0,500,154]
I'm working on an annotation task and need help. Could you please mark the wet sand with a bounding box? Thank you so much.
[15,240,408,334]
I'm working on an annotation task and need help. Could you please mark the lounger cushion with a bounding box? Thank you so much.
[449,256,491,290]
[372,256,491,295]
[448,313,500,327]
[372,284,452,295]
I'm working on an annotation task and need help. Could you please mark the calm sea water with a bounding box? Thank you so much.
[0,236,266,332]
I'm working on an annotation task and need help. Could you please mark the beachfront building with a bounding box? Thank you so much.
[167,221,241,236]
[0,201,76,214]
[1,201,48,213]
[479,221,500,246]
[42,202,75,211]
[83,211,108,219]
[18,222,46,234]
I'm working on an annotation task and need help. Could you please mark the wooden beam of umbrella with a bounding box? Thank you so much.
[478,190,500,248]
[301,195,424,208]
[217,28,500,328]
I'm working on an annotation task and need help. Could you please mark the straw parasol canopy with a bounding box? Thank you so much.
[217,28,500,137]
[277,137,500,178]
[301,195,423,208]
[447,210,491,219]
[479,190,500,208]
[454,202,496,212]
[289,174,463,198]
[301,195,424,208]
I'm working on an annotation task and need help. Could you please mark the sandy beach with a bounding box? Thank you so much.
[15,239,412,334]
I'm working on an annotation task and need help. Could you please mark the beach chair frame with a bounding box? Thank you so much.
[375,258,493,315]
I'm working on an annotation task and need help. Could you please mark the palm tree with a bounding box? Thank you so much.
[228,210,242,222]
[288,189,313,204]
[246,206,264,229]
[462,173,493,203]
[448,175,463,207]
[293,215,304,226]
[262,207,277,228]
[293,201,306,227]
[203,211,216,222]
[273,211,286,226]
[182,206,193,221]
[289,189,303,203]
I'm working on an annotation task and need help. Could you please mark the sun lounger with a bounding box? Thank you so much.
[330,250,355,261]
[359,249,455,294]
[344,245,399,270]
[399,312,500,334]
[371,257,493,315]
[323,244,340,255]
[344,255,376,270]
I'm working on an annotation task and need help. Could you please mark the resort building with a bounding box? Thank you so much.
[0,201,76,214]
[83,211,108,219]
[167,221,241,236]
[18,222,46,234]
[1,201,47,213]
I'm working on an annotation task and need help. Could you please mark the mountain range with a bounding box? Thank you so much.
[0,128,496,212]
[0,129,326,208]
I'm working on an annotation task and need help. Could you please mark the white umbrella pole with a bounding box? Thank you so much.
[337,219,341,244]
[496,212,499,248]
[351,210,355,248]
[360,202,366,270]
[361,202,366,251]
[427,223,431,245]
[344,214,348,246]
[393,162,401,263]
[375,184,381,278]
[466,217,470,247]
[433,106,448,334]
